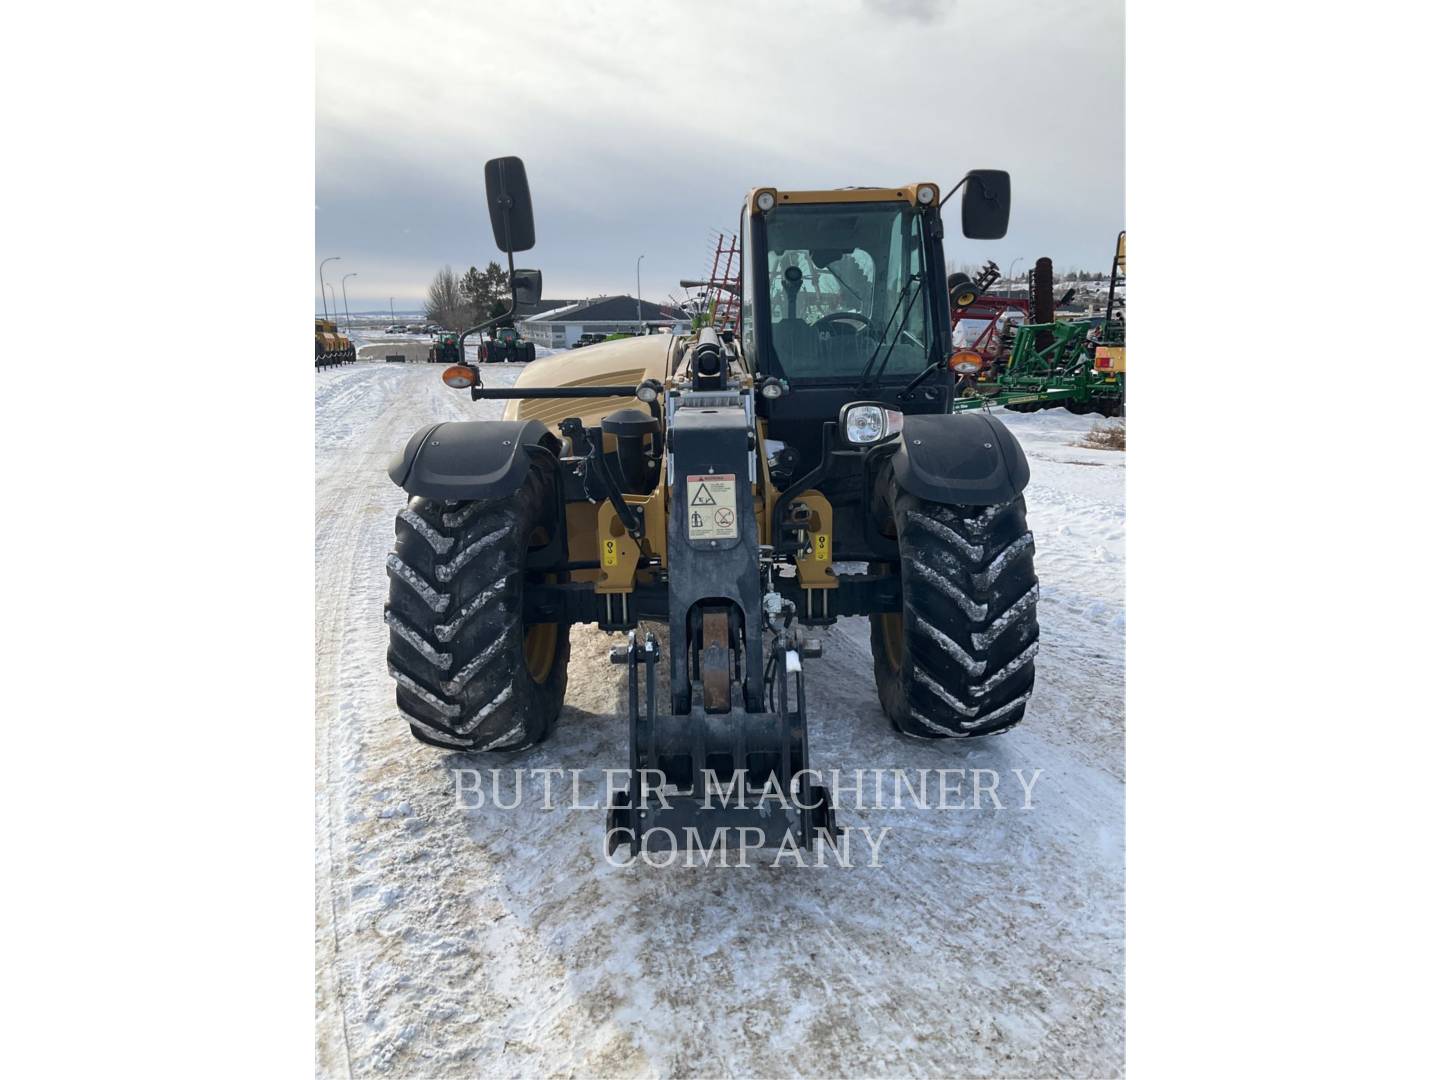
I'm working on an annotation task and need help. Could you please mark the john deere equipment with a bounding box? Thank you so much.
[481,325,536,363]
[428,331,461,365]
[315,318,355,368]
[953,234,1125,416]
[385,158,1040,857]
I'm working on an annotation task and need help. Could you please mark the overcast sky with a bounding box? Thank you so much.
[316,0,1123,313]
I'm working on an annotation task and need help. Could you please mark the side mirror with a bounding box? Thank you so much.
[511,269,543,311]
[483,156,536,253]
[960,169,1010,240]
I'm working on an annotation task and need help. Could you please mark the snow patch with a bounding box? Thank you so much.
[398,508,453,554]
[385,553,449,613]
[907,510,984,561]
[973,533,1035,590]
[975,640,1040,696]
[383,610,452,671]
[906,559,986,620]
[972,584,1040,649]
[434,582,504,643]
[435,527,509,583]
[914,615,986,675]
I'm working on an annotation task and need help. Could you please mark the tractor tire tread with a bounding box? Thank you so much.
[384,469,569,751]
[870,493,1039,738]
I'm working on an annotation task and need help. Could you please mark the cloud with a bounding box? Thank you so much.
[317,0,1123,308]
[862,0,953,23]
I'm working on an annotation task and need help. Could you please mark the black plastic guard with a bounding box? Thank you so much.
[666,405,765,713]
[388,419,556,500]
[889,411,1030,506]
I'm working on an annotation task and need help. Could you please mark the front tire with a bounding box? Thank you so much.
[870,493,1039,738]
[384,468,570,751]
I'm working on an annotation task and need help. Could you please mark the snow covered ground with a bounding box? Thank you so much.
[347,326,499,366]
[315,360,1125,1078]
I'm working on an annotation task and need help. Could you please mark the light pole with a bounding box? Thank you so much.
[1006,256,1024,294]
[319,256,341,320]
[389,297,395,323]
[325,283,338,325]
[635,254,645,333]
[341,273,357,332]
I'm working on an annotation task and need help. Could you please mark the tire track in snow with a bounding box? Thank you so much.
[316,362,517,1075]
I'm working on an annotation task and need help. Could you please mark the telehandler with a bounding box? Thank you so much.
[385,158,1039,856]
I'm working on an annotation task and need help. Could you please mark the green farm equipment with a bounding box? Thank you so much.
[481,325,536,363]
[954,232,1125,417]
[429,331,461,364]
[955,319,1124,416]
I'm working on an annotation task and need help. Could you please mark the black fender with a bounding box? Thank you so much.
[388,419,558,500]
[888,411,1030,506]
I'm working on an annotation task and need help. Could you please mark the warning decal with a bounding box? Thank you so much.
[685,473,739,541]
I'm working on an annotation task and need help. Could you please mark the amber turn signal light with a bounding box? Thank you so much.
[948,349,984,374]
[442,364,477,389]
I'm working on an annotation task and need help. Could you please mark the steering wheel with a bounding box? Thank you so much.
[814,311,873,335]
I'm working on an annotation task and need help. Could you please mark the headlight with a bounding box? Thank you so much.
[917,184,937,205]
[842,403,904,445]
[756,190,776,211]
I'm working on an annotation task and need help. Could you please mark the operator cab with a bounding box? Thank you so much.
[740,187,954,475]
[737,177,1009,496]
[757,199,936,384]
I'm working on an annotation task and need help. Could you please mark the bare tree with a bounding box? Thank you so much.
[425,266,467,329]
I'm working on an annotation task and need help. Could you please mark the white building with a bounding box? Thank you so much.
[519,295,690,349]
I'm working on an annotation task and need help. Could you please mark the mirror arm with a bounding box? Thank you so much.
[458,298,517,360]
[938,175,970,209]
[461,169,524,360]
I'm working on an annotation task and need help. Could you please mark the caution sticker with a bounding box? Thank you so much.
[602,537,619,566]
[685,473,739,541]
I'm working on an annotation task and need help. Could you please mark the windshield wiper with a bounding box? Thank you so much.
[857,273,923,390]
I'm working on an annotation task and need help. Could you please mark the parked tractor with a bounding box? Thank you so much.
[385,158,1039,859]
[428,331,461,365]
[480,325,536,363]
[315,318,355,368]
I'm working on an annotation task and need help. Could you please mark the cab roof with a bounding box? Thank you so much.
[745,183,939,214]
